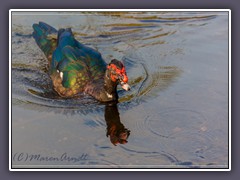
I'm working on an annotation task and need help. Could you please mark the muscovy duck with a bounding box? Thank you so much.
[32,22,130,102]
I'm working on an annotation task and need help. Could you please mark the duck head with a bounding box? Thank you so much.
[107,59,131,91]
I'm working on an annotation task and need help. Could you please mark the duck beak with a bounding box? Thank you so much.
[120,81,131,91]
[119,73,130,91]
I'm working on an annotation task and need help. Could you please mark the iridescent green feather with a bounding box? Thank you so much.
[33,22,108,91]
[32,22,58,58]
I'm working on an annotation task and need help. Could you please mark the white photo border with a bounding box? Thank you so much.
[9,9,231,171]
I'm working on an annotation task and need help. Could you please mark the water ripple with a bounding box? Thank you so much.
[144,108,209,138]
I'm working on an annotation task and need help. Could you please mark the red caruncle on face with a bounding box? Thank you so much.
[107,64,128,83]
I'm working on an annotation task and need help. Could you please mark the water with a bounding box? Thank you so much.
[11,11,229,169]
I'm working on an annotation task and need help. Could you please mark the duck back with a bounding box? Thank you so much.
[33,22,107,97]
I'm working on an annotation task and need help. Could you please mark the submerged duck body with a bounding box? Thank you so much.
[32,22,130,102]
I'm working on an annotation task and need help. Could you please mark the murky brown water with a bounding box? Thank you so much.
[11,11,229,169]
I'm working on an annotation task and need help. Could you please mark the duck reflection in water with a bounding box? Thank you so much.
[104,103,130,146]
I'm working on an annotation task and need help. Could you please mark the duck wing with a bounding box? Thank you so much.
[33,22,108,96]
[32,22,58,61]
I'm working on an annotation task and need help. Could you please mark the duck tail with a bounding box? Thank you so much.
[32,22,58,60]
